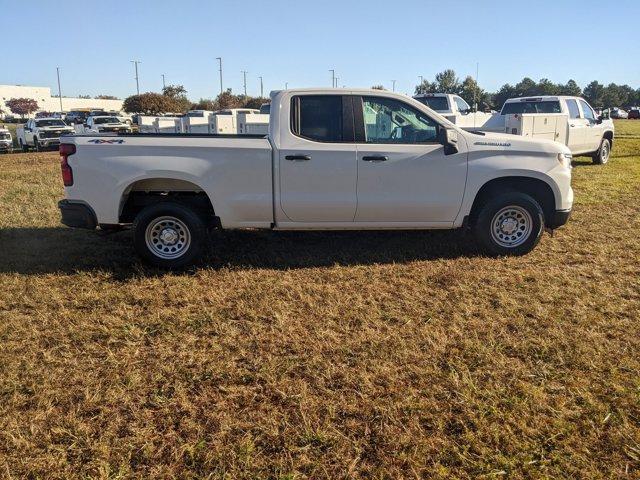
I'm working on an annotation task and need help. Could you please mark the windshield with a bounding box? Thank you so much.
[35,119,66,127]
[188,111,205,117]
[501,101,562,114]
[94,117,120,124]
[0,132,10,140]
[415,96,450,112]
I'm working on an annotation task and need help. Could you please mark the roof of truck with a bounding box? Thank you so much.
[503,95,583,103]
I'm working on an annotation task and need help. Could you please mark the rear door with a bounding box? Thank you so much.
[278,94,358,222]
[353,95,467,223]
[565,98,585,151]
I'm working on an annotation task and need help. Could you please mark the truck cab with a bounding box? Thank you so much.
[500,96,615,164]
[83,116,132,134]
[414,93,496,130]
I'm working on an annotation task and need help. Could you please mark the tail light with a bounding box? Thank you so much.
[59,143,76,186]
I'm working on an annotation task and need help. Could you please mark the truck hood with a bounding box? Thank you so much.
[463,130,570,155]
[40,126,74,131]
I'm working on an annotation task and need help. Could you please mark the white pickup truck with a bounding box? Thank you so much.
[413,93,495,130]
[58,88,573,268]
[79,116,133,134]
[0,126,12,153]
[496,96,615,164]
[17,118,75,151]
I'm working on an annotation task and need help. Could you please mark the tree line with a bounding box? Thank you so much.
[411,69,639,111]
[122,85,268,115]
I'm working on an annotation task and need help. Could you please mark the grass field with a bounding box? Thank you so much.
[0,121,639,479]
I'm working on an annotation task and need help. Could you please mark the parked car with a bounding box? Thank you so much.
[17,118,74,151]
[493,96,614,164]
[610,108,628,119]
[627,109,640,119]
[0,126,12,153]
[58,88,573,268]
[413,93,495,129]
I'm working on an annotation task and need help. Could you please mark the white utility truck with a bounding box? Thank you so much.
[0,126,12,153]
[58,88,573,268]
[17,118,74,151]
[414,93,495,130]
[494,96,614,164]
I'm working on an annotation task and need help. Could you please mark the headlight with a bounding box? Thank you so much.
[557,152,572,168]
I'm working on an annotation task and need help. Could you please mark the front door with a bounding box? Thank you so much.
[353,95,467,223]
[278,94,357,222]
[579,99,603,153]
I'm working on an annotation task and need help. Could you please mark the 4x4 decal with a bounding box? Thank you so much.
[87,139,125,144]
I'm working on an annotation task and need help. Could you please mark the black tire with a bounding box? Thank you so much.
[474,192,544,256]
[133,202,207,269]
[33,138,40,152]
[592,138,611,165]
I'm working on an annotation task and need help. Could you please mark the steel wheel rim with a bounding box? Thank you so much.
[490,205,533,248]
[145,216,191,259]
[601,141,610,163]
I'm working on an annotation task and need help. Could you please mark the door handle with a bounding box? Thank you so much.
[285,154,311,161]
[362,155,388,162]
[570,124,575,127]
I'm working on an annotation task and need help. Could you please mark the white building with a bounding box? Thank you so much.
[0,84,123,118]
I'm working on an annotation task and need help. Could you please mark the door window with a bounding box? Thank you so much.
[579,99,595,121]
[566,99,580,119]
[361,96,439,144]
[454,96,471,113]
[291,95,344,142]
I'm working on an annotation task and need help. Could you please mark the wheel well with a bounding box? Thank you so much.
[119,179,217,225]
[469,177,556,226]
[603,130,613,149]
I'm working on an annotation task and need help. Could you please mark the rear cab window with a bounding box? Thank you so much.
[415,96,450,112]
[290,95,346,142]
[501,100,562,114]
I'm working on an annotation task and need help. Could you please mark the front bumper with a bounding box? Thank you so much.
[59,200,97,229]
[548,208,571,229]
[0,142,11,152]
[37,138,61,147]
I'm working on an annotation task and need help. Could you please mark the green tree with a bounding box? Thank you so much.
[559,79,581,96]
[435,69,460,94]
[162,84,191,113]
[459,76,487,110]
[123,93,174,114]
[192,99,216,111]
[583,81,605,108]
[414,80,436,95]
[493,84,517,110]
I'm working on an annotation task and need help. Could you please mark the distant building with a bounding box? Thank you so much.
[0,84,124,118]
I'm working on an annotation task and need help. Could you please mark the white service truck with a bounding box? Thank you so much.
[58,88,573,268]
[0,126,12,153]
[17,118,75,151]
[413,93,495,130]
[496,96,614,164]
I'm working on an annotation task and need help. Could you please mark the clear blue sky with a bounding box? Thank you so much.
[3,0,639,100]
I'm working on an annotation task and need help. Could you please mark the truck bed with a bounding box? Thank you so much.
[63,133,274,228]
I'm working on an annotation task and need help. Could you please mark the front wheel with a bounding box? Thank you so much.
[592,138,611,165]
[474,192,544,256]
[133,202,207,269]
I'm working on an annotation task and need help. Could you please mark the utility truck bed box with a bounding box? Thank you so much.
[505,113,569,144]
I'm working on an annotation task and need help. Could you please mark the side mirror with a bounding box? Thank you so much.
[596,115,603,124]
[440,127,459,155]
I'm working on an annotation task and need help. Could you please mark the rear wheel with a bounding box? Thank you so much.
[33,138,40,152]
[592,138,611,165]
[474,192,544,256]
[133,202,207,269]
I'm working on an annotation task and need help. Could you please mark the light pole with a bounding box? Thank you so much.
[162,74,166,89]
[259,76,263,98]
[285,82,288,89]
[216,57,223,95]
[419,75,423,85]
[330,69,335,88]
[241,71,248,96]
[335,77,339,88]
[56,67,63,115]
[391,80,396,92]
[131,60,141,95]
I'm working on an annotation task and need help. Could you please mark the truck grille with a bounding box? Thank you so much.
[40,130,65,139]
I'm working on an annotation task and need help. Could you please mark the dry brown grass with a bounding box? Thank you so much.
[0,121,639,479]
